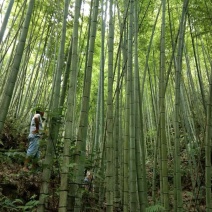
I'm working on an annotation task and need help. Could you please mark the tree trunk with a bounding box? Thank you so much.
[0,0,35,134]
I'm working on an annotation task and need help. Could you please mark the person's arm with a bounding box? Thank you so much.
[33,115,40,134]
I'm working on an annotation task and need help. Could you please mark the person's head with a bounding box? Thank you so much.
[35,107,44,117]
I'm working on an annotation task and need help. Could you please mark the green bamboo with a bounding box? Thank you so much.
[105,0,114,211]
[160,0,169,210]
[73,0,99,210]
[0,0,35,134]
[174,1,189,211]
[0,0,14,43]
[205,69,212,211]
[58,0,82,210]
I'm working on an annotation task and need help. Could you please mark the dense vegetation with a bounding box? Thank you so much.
[0,0,211,211]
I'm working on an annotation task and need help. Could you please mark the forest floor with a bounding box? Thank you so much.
[0,149,99,212]
[0,151,207,211]
[0,122,103,212]
[0,158,60,211]
[0,123,207,211]
[0,122,60,212]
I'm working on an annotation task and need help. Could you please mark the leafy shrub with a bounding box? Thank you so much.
[146,204,165,212]
[0,195,39,212]
[0,196,23,211]
[5,151,25,163]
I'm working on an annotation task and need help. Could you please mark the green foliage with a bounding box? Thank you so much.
[1,117,28,150]
[0,152,12,164]
[0,140,4,146]
[17,199,39,212]
[146,204,165,212]
[93,172,104,181]
[5,151,25,163]
[81,190,98,212]
[0,196,23,211]
[32,104,46,113]
[186,141,201,157]
[67,162,77,168]
[0,194,39,212]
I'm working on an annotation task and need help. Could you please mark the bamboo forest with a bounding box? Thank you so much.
[0,0,211,211]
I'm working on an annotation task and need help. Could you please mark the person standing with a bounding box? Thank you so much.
[23,108,44,171]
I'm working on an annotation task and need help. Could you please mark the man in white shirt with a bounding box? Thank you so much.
[23,108,44,171]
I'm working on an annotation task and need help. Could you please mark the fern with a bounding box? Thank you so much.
[0,196,20,211]
[146,204,165,212]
